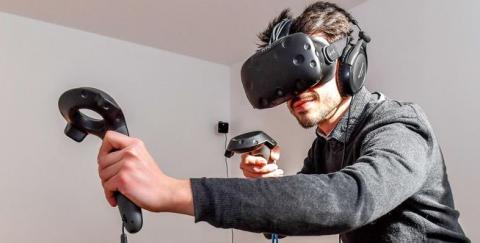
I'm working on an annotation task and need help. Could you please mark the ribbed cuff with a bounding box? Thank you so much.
[190,177,213,223]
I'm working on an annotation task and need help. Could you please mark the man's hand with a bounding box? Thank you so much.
[97,131,193,215]
[240,146,284,178]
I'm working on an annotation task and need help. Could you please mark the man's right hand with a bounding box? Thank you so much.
[239,146,284,178]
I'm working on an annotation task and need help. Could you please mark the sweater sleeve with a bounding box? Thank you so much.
[191,121,430,235]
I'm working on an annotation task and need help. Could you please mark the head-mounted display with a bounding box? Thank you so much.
[241,33,347,109]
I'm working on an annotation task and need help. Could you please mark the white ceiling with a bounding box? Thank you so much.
[0,0,366,65]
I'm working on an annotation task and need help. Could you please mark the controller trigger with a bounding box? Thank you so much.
[64,124,88,142]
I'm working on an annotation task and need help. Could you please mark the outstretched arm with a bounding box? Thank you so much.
[191,122,430,235]
[97,121,430,236]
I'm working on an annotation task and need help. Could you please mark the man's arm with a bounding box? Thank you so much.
[191,121,430,235]
[97,119,430,235]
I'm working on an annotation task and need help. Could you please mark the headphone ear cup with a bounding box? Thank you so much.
[349,46,367,94]
[338,44,354,96]
[338,43,368,96]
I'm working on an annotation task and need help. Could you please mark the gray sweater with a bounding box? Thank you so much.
[191,88,469,242]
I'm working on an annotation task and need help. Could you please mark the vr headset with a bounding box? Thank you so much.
[241,18,371,109]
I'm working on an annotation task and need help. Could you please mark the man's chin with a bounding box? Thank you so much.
[294,114,318,128]
[289,106,319,128]
[298,120,317,128]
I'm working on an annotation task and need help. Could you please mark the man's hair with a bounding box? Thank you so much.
[258,1,355,48]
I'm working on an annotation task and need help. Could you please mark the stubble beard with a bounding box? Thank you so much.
[290,91,341,129]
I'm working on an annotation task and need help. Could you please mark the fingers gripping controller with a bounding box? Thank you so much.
[58,87,143,234]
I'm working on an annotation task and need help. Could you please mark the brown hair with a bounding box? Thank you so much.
[257,1,354,48]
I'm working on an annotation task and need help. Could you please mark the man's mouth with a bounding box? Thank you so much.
[292,95,317,111]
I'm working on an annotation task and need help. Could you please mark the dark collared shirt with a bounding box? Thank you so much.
[191,88,470,242]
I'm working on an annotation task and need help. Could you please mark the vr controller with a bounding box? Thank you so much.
[225,131,277,159]
[225,131,285,241]
[58,87,143,234]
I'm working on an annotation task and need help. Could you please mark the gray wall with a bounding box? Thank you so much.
[1,0,478,242]
[229,0,479,242]
[0,12,230,243]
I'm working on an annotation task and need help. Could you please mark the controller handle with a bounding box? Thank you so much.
[58,87,143,234]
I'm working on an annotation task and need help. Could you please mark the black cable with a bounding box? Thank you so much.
[224,133,229,178]
[339,94,355,243]
[340,94,354,170]
[223,133,233,243]
[121,223,127,243]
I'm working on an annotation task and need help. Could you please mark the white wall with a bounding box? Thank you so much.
[0,12,230,243]
[229,0,479,242]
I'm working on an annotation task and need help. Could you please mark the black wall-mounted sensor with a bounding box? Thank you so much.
[218,121,229,134]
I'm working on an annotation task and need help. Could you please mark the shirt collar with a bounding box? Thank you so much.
[315,87,373,143]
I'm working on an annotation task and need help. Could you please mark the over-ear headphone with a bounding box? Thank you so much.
[337,21,371,96]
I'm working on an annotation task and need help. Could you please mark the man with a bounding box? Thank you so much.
[97,2,469,242]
